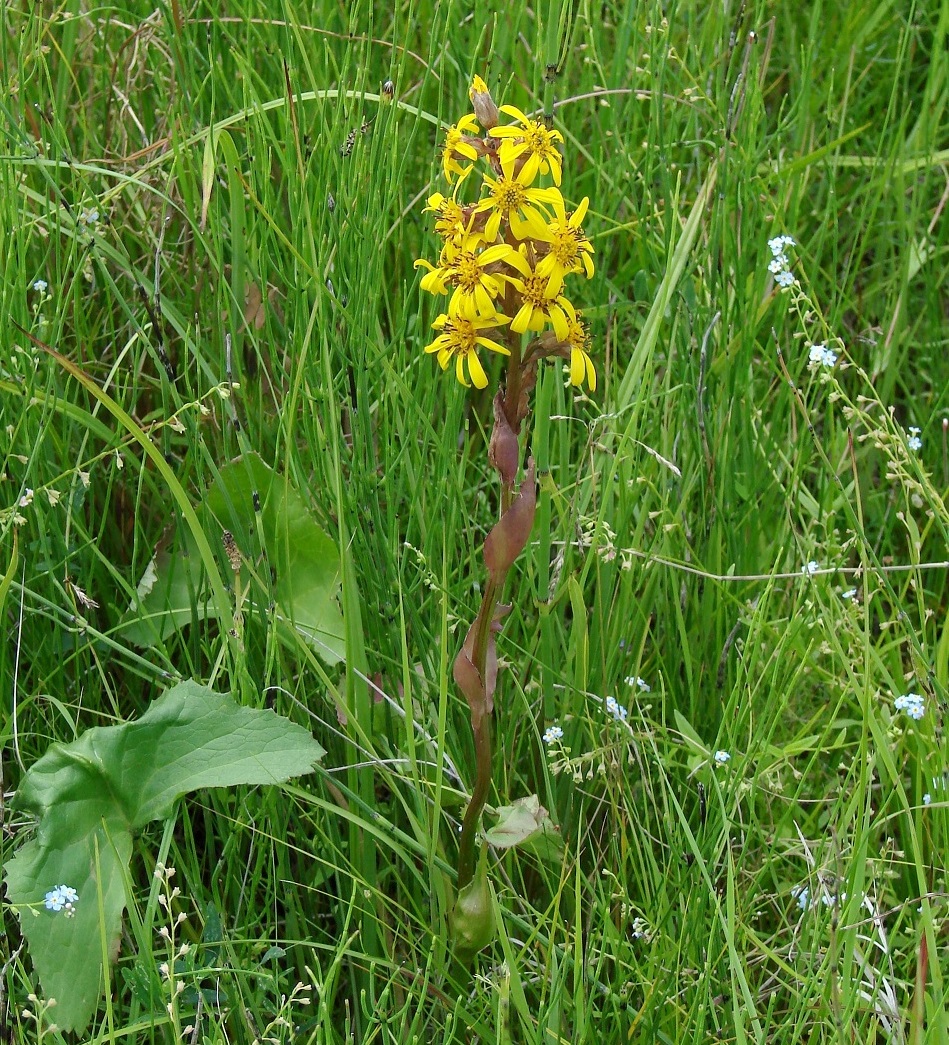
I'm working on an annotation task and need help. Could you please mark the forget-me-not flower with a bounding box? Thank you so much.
[605,695,628,721]
[767,235,797,289]
[808,344,837,368]
[44,884,79,916]
[893,693,925,720]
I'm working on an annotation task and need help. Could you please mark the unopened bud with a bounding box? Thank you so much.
[469,76,499,130]
[451,845,496,963]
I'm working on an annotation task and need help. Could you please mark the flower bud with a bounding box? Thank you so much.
[450,845,496,964]
[469,76,499,130]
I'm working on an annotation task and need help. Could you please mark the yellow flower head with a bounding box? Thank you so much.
[501,251,571,338]
[415,236,518,319]
[423,311,511,388]
[534,195,595,296]
[473,150,562,242]
[424,192,474,244]
[442,113,482,183]
[561,299,596,391]
[489,105,565,185]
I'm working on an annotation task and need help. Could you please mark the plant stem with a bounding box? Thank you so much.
[455,309,524,890]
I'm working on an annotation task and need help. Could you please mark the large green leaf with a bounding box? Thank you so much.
[122,452,345,663]
[5,679,325,1034]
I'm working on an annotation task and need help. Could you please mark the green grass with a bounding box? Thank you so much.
[2,0,948,1041]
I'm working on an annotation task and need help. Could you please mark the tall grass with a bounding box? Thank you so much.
[2,0,947,1041]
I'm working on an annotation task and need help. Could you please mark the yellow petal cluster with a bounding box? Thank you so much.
[418,77,596,390]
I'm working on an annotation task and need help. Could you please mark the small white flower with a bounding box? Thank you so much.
[713,750,731,765]
[625,675,650,691]
[18,488,34,508]
[768,256,789,274]
[543,724,564,745]
[32,279,48,293]
[802,560,820,576]
[630,916,649,940]
[907,427,922,451]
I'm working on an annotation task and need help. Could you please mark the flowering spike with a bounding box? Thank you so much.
[418,79,597,392]
[419,79,601,935]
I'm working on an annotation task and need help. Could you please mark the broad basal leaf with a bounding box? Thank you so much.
[5,679,325,1033]
[121,452,346,663]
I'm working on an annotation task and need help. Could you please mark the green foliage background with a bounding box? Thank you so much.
[1,0,947,1041]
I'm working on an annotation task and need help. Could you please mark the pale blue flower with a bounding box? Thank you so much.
[802,560,820,576]
[808,344,837,367]
[625,675,650,692]
[44,889,65,912]
[44,884,79,913]
[767,236,797,289]
[893,693,925,720]
[713,750,731,765]
[841,588,858,600]
[768,235,795,255]
[923,793,932,806]
[793,885,810,912]
[605,695,628,721]
[543,724,563,745]
[907,426,922,451]
[32,279,48,293]
[793,882,843,912]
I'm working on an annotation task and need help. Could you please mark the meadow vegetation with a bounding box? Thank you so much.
[1,1,947,1041]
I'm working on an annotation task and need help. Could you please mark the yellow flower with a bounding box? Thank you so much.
[424,192,474,245]
[501,251,571,337]
[535,195,594,296]
[423,312,511,388]
[415,236,517,319]
[473,150,562,242]
[442,113,482,183]
[561,299,596,391]
[489,105,565,185]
